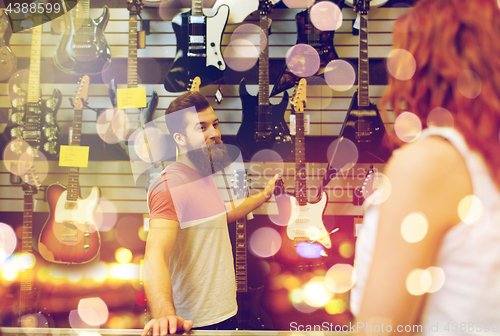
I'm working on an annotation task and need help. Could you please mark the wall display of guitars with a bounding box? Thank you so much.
[237,0,293,161]
[342,0,385,154]
[270,0,345,97]
[0,10,17,82]
[232,169,273,330]
[4,13,62,160]
[39,76,101,264]
[273,79,336,267]
[163,0,229,92]
[103,0,159,160]
[54,0,111,74]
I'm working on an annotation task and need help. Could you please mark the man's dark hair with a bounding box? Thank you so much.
[164,91,211,135]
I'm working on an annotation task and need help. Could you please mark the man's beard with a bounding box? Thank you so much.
[186,138,232,176]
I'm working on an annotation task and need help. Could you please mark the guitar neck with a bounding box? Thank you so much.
[358,14,369,107]
[235,217,248,293]
[258,13,270,106]
[20,189,35,317]
[27,22,42,103]
[68,108,83,201]
[127,13,138,88]
[295,111,307,206]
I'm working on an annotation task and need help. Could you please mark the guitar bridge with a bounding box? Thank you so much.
[62,221,78,242]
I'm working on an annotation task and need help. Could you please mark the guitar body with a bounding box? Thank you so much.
[286,192,331,248]
[235,286,273,330]
[237,79,293,160]
[0,10,17,82]
[164,5,228,92]
[5,79,62,159]
[39,184,101,264]
[270,0,343,97]
[343,90,385,150]
[54,7,111,74]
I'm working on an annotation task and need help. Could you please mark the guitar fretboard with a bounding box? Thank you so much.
[257,11,272,134]
[27,22,42,104]
[358,14,370,107]
[127,14,138,88]
[295,111,307,206]
[235,219,248,293]
[67,107,83,202]
[20,190,35,317]
[191,0,203,16]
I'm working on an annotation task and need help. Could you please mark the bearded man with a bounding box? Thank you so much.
[142,92,278,335]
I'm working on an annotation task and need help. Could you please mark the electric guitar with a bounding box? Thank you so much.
[4,13,62,160]
[39,76,101,264]
[270,0,344,97]
[342,0,385,151]
[237,0,293,161]
[273,79,335,266]
[0,10,17,81]
[232,169,273,330]
[104,0,159,159]
[54,0,111,74]
[163,0,229,92]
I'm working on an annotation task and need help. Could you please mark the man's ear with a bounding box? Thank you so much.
[173,132,186,146]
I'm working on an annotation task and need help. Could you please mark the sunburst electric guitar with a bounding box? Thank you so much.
[39,76,101,264]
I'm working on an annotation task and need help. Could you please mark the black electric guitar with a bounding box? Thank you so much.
[270,0,344,97]
[273,79,336,267]
[237,0,293,161]
[0,10,17,81]
[342,0,385,151]
[54,0,111,74]
[104,0,159,160]
[232,169,273,330]
[163,0,229,92]
[4,13,62,160]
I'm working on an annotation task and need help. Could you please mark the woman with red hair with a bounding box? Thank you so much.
[350,0,500,334]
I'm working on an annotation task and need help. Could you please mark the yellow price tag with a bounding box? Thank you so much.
[117,87,147,109]
[59,146,90,167]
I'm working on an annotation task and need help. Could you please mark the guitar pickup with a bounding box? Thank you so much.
[189,16,205,24]
[189,36,205,44]
[65,201,79,210]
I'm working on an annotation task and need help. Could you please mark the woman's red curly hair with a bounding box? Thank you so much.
[380,0,500,189]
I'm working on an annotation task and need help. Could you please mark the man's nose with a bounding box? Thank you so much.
[207,126,220,139]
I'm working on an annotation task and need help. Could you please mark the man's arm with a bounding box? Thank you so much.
[142,218,193,336]
[226,174,279,223]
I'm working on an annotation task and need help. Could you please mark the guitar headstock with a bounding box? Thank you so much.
[259,0,274,15]
[188,77,201,92]
[22,168,41,194]
[72,76,90,109]
[291,78,307,114]
[127,0,144,16]
[233,169,249,200]
[354,0,370,14]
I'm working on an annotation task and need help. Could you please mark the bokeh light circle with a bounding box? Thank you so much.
[115,216,145,249]
[426,266,446,293]
[458,195,483,224]
[249,227,282,258]
[401,212,428,243]
[19,149,48,185]
[326,137,359,173]
[324,60,356,92]
[306,76,333,108]
[94,198,118,232]
[303,276,333,307]
[364,172,392,205]
[387,49,417,81]
[231,24,266,52]
[427,107,454,128]
[286,44,320,78]
[325,263,356,293]
[3,139,33,176]
[457,70,482,99]
[394,112,422,142]
[224,39,259,72]
[132,126,169,163]
[78,297,109,326]
[96,109,130,144]
[310,1,343,31]
[0,223,17,262]
[406,268,429,296]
